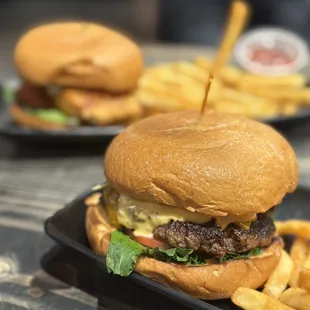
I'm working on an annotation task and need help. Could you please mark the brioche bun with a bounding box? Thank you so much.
[104,110,297,217]
[85,196,283,300]
[56,88,142,125]
[14,22,143,92]
[9,103,66,130]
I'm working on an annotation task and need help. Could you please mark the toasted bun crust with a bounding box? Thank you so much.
[9,104,66,130]
[105,110,297,216]
[14,22,143,92]
[56,89,142,125]
[85,196,283,300]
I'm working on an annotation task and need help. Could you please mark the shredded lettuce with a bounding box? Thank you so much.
[106,230,263,276]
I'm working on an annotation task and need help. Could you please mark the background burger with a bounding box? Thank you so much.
[11,21,143,129]
[85,110,297,300]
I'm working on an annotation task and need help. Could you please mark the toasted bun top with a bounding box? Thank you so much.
[14,22,143,92]
[104,110,298,216]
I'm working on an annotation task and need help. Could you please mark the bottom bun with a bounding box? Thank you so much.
[85,195,283,300]
[9,104,66,130]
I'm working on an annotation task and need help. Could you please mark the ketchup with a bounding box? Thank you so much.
[249,48,294,66]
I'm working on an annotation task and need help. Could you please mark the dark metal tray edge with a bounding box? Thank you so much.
[44,187,221,310]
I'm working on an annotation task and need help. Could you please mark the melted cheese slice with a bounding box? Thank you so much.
[116,194,256,237]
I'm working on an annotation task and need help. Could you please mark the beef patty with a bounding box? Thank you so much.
[153,213,275,258]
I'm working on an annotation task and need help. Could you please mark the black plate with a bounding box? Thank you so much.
[44,186,310,310]
[2,80,310,144]
[0,117,124,143]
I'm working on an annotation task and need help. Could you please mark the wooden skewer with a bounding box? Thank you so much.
[199,0,250,120]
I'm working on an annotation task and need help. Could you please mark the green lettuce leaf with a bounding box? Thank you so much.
[106,230,146,276]
[106,230,263,276]
[147,247,206,266]
[25,108,70,124]
[2,83,16,104]
[106,231,206,276]
[218,247,263,263]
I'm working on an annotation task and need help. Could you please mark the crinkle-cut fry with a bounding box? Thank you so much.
[275,220,310,239]
[262,250,293,299]
[232,287,294,310]
[299,270,310,293]
[289,238,308,288]
[280,288,310,310]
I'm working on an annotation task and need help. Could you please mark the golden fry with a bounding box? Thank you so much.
[276,220,310,239]
[218,87,280,116]
[237,74,306,89]
[279,102,300,116]
[194,56,213,71]
[280,288,310,310]
[195,57,244,87]
[289,238,308,288]
[262,250,293,299]
[299,270,310,293]
[211,98,279,118]
[170,61,210,83]
[232,287,294,310]
[238,86,310,103]
[137,89,197,111]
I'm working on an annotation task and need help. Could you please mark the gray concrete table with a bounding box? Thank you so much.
[0,44,310,310]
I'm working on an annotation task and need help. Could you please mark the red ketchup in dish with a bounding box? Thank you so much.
[234,28,309,76]
[249,48,294,66]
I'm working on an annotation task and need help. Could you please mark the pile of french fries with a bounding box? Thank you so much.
[137,56,310,119]
[232,220,310,310]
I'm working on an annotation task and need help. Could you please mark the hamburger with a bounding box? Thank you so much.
[85,110,297,300]
[11,22,143,129]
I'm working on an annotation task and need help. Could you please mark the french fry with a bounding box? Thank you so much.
[194,56,213,72]
[231,287,294,310]
[303,242,310,270]
[171,61,210,83]
[279,102,300,116]
[289,238,308,288]
[195,57,244,87]
[238,86,310,103]
[263,250,293,299]
[211,98,279,118]
[276,220,310,239]
[299,270,310,293]
[298,243,310,293]
[219,88,280,116]
[280,288,310,310]
[237,73,306,89]
[217,66,244,87]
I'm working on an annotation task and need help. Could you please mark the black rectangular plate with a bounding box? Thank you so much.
[44,186,310,310]
[2,81,310,143]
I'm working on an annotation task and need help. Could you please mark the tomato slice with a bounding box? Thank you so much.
[133,236,166,249]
